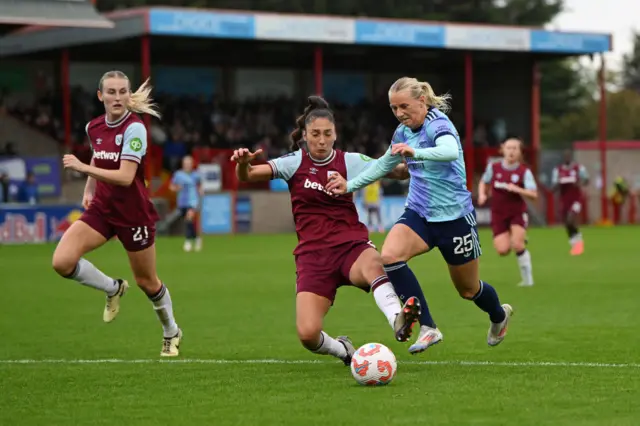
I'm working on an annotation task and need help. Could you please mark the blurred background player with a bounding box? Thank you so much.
[52,71,182,357]
[362,179,385,233]
[328,77,513,354]
[231,95,421,366]
[170,155,203,252]
[551,150,589,255]
[478,137,538,287]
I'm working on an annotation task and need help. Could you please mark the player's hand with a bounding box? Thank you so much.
[326,173,347,195]
[231,148,263,164]
[505,183,521,193]
[82,192,93,209]
[391,143,415,157]
[63,154,87,173]
[477,193,487,206]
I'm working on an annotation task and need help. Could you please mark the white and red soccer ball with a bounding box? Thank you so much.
[350,343,397,386]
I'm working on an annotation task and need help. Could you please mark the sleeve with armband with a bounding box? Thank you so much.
[121,122,147,163]
[412,118,459,162]
[344,152,376,178]
[346,147,402,193]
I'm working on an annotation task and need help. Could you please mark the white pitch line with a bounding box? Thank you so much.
[0,359,639,368]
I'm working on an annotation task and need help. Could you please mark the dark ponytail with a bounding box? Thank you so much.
[289,95,334,151]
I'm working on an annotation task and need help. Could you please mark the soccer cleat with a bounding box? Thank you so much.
[488,304,514,347]
[161,329,183,357]
[336,336,355,366]
[103,279,129,323]
[194,237,203,252]
[570,240,584,256]
[517,281,534,287]
[394,296,421,342]
[408,326,443,354]
[183,241,192,252]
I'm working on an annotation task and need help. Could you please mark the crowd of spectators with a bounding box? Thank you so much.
[5,86,509,174]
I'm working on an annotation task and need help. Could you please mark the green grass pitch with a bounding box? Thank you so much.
[1,227,639,425]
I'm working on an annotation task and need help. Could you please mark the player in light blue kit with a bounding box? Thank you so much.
[327,77,513,354]
[170,155,203,252]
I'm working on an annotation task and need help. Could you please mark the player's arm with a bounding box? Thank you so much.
[236,163,273,182]
[511,169,538,200]
[343,147,403,193]
[84,158,97,194]
[478,162,493,204]
[169,173,181,192]
[387,163,409,180]
[412,119,459,162]
[235,149,302,183]
[73,123,146,187]
[345,152,408,182]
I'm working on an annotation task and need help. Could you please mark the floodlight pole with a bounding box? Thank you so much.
[464,52,474,192]
[598,54,608,223]
[531,61,540,176]
[61,49,71,151]
[314,46,323,96]
[141,35,152,185]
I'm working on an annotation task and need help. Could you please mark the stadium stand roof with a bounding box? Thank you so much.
[0,6,612,58]
[0,0,113,36]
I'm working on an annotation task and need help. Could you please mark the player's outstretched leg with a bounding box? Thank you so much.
[127,244,182,357]
[449,258,513,346]
[370,276,421,342]
[52,220,127,322]
[347,247,421,343]
[471,282,512,346]
[296,292,354,365]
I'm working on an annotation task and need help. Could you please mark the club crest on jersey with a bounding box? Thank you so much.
[511,174,520,183]
[327,171,338,178]
[115,135,123,146]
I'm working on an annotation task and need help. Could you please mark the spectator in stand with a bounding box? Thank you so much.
[17,171,39,205]
[0,171,10,203]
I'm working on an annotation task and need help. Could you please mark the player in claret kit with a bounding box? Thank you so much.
[231,95,421,366]
[478,137,538,286]
[52,70,182,357]
[327,77,513,354]
[551,150,589,255]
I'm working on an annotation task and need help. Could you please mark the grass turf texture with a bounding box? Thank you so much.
[1,227,639,425]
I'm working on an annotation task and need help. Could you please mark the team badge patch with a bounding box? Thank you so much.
[115,135,123,146]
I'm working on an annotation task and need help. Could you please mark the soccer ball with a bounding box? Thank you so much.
[350,342,397,386]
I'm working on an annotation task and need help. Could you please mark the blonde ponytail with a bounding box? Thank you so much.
[98,71,161,119]
[389,76,452,113]
[127,78,161,119]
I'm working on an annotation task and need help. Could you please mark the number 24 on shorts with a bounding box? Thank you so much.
[453,233,474,256]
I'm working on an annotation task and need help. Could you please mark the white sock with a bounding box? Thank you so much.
[569,233,583,245]
[69,258,119,296]
[372,278,402,329]
[312,331,347,359]
[149,284,179,338]
[516,250,534,285]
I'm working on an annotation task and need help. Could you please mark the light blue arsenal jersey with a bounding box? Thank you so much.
[346,108,474,222]
[171,170,201,209]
